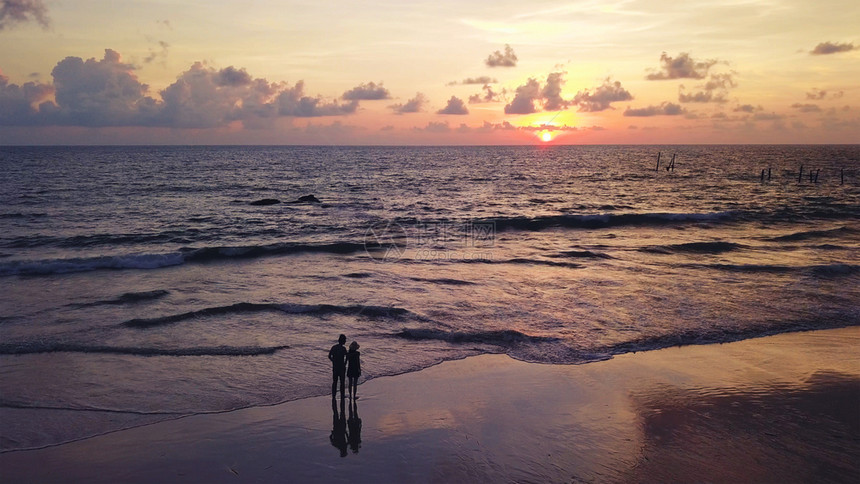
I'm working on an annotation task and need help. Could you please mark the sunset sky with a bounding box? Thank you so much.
[1,0,858,145]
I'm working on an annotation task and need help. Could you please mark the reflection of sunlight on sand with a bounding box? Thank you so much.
[375,407,459,435]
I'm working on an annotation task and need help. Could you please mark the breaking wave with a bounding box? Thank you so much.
[123,302,412,328]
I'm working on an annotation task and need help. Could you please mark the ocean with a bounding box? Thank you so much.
[1,145,858,452]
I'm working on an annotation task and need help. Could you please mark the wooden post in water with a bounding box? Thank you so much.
[760,169,765,183]
[767,167,772,181]
[814,169,821,183]
[798,165,803,183]
[655,152,661,172]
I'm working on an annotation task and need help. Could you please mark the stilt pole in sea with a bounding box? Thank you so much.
[798,165,803,183]
[655,152,661,172]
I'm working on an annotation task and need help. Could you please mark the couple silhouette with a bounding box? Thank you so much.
[328,334,361,401]
[328,334,362,456]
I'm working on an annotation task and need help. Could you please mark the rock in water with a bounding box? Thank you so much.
[295,195,321,203]
[249,198,281,206]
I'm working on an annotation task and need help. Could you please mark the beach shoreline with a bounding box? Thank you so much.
[1,326,858,483]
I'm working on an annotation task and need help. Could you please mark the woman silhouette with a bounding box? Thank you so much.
[346,341,361,400]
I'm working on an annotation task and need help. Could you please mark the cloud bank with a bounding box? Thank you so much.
[0,49,360,128]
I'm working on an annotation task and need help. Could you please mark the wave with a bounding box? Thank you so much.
[392,317,859,365]
[123,302,412,328]
[640,241,744,255]
[408,277,476,285]
[685,262,860,277]
[68,290,169,308]
[0,241,373,277]
[394,328,558,344]
[549,250,613,259]
[456,258,582,269]
[768,226,858,242]
[0,343,289,357]
[481,211,738,232]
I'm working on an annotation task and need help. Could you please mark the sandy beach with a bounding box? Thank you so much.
[2,327,858,483]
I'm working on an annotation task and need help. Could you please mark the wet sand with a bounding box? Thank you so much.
[1,327,858,483]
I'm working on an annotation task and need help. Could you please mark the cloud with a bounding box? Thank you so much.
[390,93,427,114]
[810,42,856,55]
[0,0,49,30]
[752,112,783,121]
[646,52,717,80]
[274,81,358,118]
[542,72,571,111]
[485,44,518,67]
[678,72,736,103]
[417,121,451,132]
[342,81,391,100]
[437,96,469,115]
[504,78,540,114]
[623,102,686,117]
[0,69,54,124]
[572,78,633,112]
[49,49,159,126]
[448,76,497,86]
[733,104,761,113]
[469,84,505,104]
[0,49,359,128]
[143,41,169,65]
[790,103,822,113]
[806,88,843,100]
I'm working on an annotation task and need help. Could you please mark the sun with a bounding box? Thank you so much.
[540,131,553,142]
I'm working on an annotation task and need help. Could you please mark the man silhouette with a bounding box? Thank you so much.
[328,334,348,399]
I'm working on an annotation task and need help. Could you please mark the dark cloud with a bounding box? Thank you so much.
[542,72,571,111]
[437,96,469,115]
[646,52,716,80]
[468,84,505,104]
[0,69,54,125]
[623,102,685,117]
[572,78,633,112]
[449,76,497,86]
[485,44,518,68]
[390,93,427,114]
[790,103,822,113]
[504,78,540,114]
[678,73,736,103]
[50,49,159,126]
[1,49,359,128]
[0,0,49,30]
[342,81,391,100]
[810,42,856,55]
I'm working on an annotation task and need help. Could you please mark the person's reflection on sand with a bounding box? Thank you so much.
[348,397,362,454]
[330,398,348,457]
